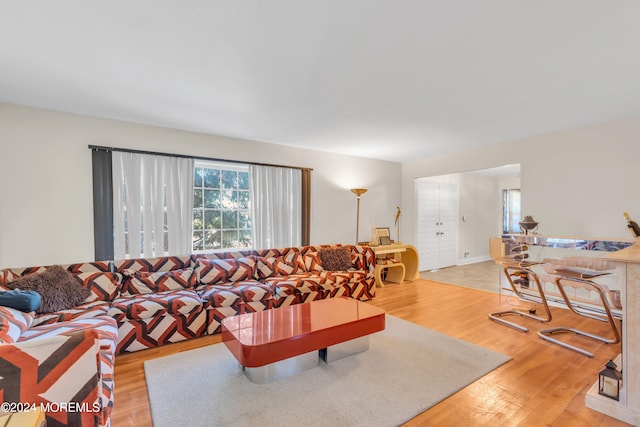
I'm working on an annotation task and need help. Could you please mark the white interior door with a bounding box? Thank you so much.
[416,180,459,271]
[437,183,459,268]
[417,181,439,271]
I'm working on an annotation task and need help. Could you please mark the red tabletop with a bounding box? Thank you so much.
[221,297,385,367]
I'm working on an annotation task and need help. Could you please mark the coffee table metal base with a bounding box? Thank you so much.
[320,335,370,363]
[243,349,319,384]
[244,335,371,384]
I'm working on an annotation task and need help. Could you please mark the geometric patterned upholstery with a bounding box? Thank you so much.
[2,316,118,427]
[1,245,375,359]
[255,253,302,278]
[115,310,207,354]
[19,316,118,356]
[323,270,369,285]
[264,274,327,298]
[193,279,275,336]
[32,300,110,326]
[196,258,256,285]
[204,306,240,335]
[76,272,123,302]
[205,244,376,277]
[113,255,195,273]
[0,306,34,344]
[300,252,324,272]
[346,275,376,301]
[108,290,203,321]
[197,281,274,310]
[120,268,197,296]
[0,332,102,426]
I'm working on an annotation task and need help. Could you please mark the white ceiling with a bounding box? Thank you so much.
[2,1,640,162]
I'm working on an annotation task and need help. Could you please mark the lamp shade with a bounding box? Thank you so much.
[350,188,367,196]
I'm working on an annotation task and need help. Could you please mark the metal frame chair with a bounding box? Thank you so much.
[489,255,552,332]
[537,258,621,357]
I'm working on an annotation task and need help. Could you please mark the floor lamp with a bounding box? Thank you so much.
[351,188,367,244]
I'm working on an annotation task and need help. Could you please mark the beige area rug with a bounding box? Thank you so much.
[144,315,510,427]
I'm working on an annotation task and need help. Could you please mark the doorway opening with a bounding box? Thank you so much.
[415,164,520,273]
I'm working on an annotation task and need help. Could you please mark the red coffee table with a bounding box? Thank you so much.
[221,297,386,383]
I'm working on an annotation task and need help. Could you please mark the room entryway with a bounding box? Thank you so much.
[416,180,458,271]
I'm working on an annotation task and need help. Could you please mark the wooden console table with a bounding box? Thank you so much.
[372,243,419,287]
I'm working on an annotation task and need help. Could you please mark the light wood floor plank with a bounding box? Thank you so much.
[112,279,630,426]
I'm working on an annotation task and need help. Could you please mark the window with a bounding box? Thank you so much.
[91,145,310,261]
[192,161,252,251]
[502,188,521,234]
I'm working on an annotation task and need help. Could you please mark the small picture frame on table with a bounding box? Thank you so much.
[379,235,392,245]
[376,227,391,245]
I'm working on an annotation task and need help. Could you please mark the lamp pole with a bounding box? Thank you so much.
[350,188,367,244]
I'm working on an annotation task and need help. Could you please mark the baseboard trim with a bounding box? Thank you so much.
[457,255,491,266]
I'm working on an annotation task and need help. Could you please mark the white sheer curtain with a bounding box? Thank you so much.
[250,165,301,249]
[112,152,194,259]
[503,188,521,233]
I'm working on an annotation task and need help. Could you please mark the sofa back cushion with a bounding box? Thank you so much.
[114,255,195,273]
[196,257,256,285]
[121,268,197,295]
[76,272,123,302]
[301,245,374,272]
[0,305,34,343]
[300,252,324,272]
[255,252,301,279]
[4,261,110,279]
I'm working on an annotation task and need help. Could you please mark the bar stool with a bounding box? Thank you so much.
[538,257,621,357]
[489,244,552,332]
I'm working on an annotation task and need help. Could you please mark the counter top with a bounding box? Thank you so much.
[604,244,640,263]
[502,234,632,252]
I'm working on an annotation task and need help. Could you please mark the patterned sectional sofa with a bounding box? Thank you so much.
[0,244,375,427]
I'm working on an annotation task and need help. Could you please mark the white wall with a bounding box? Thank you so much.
[458,173,501,262]
[402,115,640,253]
[0,104,401,267]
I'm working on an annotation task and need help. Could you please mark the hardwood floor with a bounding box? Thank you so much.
[112,279,630,426]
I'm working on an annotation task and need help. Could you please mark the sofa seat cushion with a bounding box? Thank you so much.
[19,315,118,356]
[108,290,202,321]
[32,300,110,326]
[264,272,341,284]
[264,273,337,295]
[321,270,370,284]
[197,281,274,309]
[0,306,34,343]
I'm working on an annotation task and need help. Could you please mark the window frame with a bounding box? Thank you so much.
[192,160,252,254]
